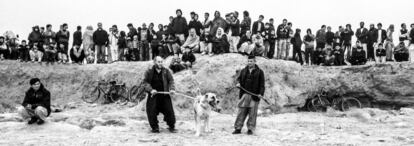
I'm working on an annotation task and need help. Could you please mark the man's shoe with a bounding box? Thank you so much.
[151,129,160,133]
[37,119,45,125]
[232,129,241,134]
[28,117,38,125]
[247,130,253,135]
[168,127,177,133]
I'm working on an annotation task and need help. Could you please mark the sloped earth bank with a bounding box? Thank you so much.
[1,54,414,145]
[0,104,414,145]
[1,53,414,113]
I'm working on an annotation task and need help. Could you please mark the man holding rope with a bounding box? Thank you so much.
[233,55,265,135]
[143,56,177,133]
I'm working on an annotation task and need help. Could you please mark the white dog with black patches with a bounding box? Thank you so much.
[193,93,219,137]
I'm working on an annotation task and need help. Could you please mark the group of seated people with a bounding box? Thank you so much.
[309,40,410,66]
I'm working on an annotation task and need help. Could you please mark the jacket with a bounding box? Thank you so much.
[55,30,70,44]
[410,28,414,44]
[42,30,56,45]
[325,31,335,45]
[172,16,188,35]
[228,19,240,36]
[291,33,302,46]
[240,17,251,37]
[356,28,368,43]
[238,65,265,102]
[252,21,264,35]
[28,26,42,44]
[210,17,227,36]
[143,66,175,93]
[93,28,109,45]
[367,28,377,43]
[374,29,387,43]
[182,52,196,63]
[73,30,82,46]
[22,85,51,116]
[188,20,203,36]
[200,33,213,43]
[316,29,326,43]
[341,30,354,43]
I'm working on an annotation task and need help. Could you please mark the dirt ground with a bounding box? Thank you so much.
[1,102,414,146]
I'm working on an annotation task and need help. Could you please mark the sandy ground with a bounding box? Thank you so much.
[1,103,414,146]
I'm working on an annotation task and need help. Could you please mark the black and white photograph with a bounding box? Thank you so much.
[1,0,414,145]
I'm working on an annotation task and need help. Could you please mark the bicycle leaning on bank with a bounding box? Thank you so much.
[82,80,129,104]
[307,87,362,112]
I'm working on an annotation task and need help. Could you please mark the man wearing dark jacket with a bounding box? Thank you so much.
[17,78,51,125]
[292,29,303,65]
[144,56,177,133]
[356,22,368,58]
[233,56,265,135]
[172,9,188,44]
[325,26,335,46]
[367,24,377,61]
[93,22,109,63]
[56,24,70,56]
[73,26,82,47]
[228,13,241,53]
[28,26,42,46]
[252,15,264,35]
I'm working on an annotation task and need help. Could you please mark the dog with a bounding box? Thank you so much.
[193,93,220,137]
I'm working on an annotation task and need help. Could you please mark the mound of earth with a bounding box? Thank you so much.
[1,54,414,113]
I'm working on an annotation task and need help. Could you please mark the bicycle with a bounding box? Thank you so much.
[308,87,362,112]
[82,80,129,104]
[129,82,148,104]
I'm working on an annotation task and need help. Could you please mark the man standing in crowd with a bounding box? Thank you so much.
[17,78,51,125]
[356,22,368,58]
[228,13,240,53]
[93,22,109,63]
[172,9,188,44]
[211,11,227,37]
[202,12,213,31]
[28,26,42,47]
[399,23,409,47]
[409,24,414,63]
[56,24,70,59]
[42,24,56,46]
[292,28,303,65]
[325,26,335,47]
[315,25,327,50]
[109,25,119,62]
[375,23,387,59]
[276,19,288,59]
[367,24,377,61]
[73,26,82,49]
[285,22,294,60]
[139,23,151,61]
[233,55,265,135]
[188,12,203,36]
[240,11,251,38]
[252,15,264,35]
[143,56,177,133]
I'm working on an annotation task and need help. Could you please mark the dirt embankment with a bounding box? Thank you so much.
[1,54,414,113]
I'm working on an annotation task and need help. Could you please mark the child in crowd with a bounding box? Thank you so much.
[376,43,386,63]
[29,43,43,63]
[44,43,57,64]
[18,40,30,62]
[182,47,196,69]
[324,49,335,66]
[169,53,186,73]
[313,47,324,65]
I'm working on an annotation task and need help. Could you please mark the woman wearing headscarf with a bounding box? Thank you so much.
[212,27,229,55]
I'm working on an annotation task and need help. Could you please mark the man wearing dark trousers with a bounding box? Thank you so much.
[144,56,176,133]
[233,55,265,135]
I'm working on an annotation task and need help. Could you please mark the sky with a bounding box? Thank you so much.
[1,0,413,44]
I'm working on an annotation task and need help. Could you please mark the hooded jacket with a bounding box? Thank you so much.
[93,28,109,45]
[172,16,188,35]
[28,26,42,44]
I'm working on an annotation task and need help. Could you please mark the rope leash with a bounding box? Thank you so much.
[237,86,271,105]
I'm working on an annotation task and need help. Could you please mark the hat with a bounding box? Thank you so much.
[248,55,256,59]
[29,78,40,85]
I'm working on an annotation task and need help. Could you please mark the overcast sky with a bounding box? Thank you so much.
[1,0,413,42]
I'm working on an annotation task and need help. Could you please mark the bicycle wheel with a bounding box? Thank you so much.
[111,86,129,103]
[311,97,329,112]
[306,99,314,112]
[129,85,147,103]
[341,97,362,111]
[82,87,101,103]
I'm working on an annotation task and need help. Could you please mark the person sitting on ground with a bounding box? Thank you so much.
[70,45,85,64]
[313,47,324,65]
[18,40,30,62]
[17,78,51,125]
[238,30,253,55]
[212,27,229,55]
[181,28,200,53]
[324,48,335,66]
[57,44,68,64]
[165,33,181,55]
[199,28,213,55]
[250,33,265,56]
[0,36,8,60]
[376,43,386,63]
[169,53,186,73]
[182,47,196,69]
[350,43,367,65]
[333,45,344,66]
[29,43,43,63]
[394,41,409,62]
[43,43,57,65]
